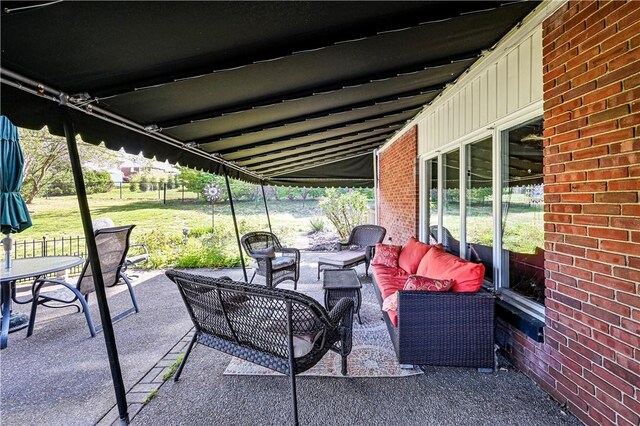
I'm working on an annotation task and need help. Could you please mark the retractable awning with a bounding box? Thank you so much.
[1,1,539,187]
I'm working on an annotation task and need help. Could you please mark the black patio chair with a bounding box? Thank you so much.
[241,232,300,289]
[165,270,354,426]
[27,225,140,338]
[317,224,386,279]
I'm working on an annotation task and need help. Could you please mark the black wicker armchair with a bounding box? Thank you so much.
[241,232,300,289]
[165,270,354,425]
[317,224,386,279]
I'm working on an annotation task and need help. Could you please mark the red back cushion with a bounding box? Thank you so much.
[415,243,445,276]
[423,248,485,292]
[398,237,432,274]
[371,244,402,268]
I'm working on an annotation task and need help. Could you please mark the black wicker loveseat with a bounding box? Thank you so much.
[165,270,354,425]
[370,240,495,371]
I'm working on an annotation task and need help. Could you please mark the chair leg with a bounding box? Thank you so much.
[119,273,140,313]
[77,292,97,338]
[249,270,257,284]
[341,356,348,376]
[175,333,198,382]
[26,281,45,337]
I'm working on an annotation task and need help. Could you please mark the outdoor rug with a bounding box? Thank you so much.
[223,283,422,378]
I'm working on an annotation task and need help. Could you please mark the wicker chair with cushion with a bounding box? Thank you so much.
[165,270,354,426]
[317,224,386,279]
[27,225,140,338]
[241,232,300,289]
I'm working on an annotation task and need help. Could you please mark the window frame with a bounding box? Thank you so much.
[420,106,545,321]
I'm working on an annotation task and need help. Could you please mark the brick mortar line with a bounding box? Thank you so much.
[94,326,195,426]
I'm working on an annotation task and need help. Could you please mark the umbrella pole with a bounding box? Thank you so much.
[261,183,272,234]
[223,168,248,282]
[63,117,129,425]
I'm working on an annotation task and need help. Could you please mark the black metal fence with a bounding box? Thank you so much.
[45,182,200,204]
[11,235,87,276]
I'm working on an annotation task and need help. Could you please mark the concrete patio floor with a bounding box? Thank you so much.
[1,253,580,425]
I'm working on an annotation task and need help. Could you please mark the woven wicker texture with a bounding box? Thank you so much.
[166,270,354,375]
[241,232,300,289]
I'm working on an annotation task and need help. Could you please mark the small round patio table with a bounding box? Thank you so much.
[1,256,84,349]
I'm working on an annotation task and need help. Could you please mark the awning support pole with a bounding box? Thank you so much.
[261,184,273,234]
[63,117,129,426]
[224,167,248,282]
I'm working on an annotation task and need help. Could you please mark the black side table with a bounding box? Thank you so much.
[322,269,362,324]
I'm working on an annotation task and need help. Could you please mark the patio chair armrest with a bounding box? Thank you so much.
[365,245,376,263]
[126,243,150,266]
[328,297,354,356]
[328,297,354,326]
[279,247,300,261]
[34,277,73,287]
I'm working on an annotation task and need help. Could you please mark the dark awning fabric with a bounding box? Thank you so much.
[0,1,539,187]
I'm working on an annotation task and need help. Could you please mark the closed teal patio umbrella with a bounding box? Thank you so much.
[1,115,32,270]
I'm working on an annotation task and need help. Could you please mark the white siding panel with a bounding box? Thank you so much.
[453,94,460,140]
[519,36,532,107]
[497,58,508,117]
[507,49,519,112]
[465,85,473,134]
[487,64,497,122]
[531,29,543,101]
[416,20,544,157]
[480,71,488,125]
[472,78,481,130]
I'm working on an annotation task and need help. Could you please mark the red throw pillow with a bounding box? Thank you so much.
[372,243,402,268]
[382,275,453,312]
[403,275,453,292]
[423,248,485,292]
[398,237,432,274]
[415,243,445,276]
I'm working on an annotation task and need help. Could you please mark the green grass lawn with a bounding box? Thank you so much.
[20,194,324,240]
[15,193,329,268]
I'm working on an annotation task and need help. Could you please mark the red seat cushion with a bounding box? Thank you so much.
[398,237,432,274]
[371,243,402,268]
[372,270,407,327]
[375,274,407,300]
[423,248,485,292]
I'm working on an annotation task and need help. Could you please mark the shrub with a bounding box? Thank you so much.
[129,181,138,192]
[319,189,369,240]
[139,176,149,192]
[309,217,325,232]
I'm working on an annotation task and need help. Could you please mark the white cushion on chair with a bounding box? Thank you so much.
[251,256,295,270]
[318,249,365,267]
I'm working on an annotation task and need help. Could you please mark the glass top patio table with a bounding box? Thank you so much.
[1,256,84,349]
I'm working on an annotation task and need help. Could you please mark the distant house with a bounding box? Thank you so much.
[119,160,145,180]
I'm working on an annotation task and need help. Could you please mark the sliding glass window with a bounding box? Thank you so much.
[466,137,493,282]
[442,149,460,256]
[426,158,438,244]
[501,118,544,303]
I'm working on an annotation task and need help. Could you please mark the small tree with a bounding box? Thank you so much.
[319,189,369,240]
[130,180,138,192]
[139,175,149,191]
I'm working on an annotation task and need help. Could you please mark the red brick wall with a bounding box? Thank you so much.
[501,2,640,426]
[377,126,419,245]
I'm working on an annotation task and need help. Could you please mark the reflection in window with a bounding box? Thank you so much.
[501,118,545,303]
[443,149,460,256]
[427,159,438,244]
[466,137,493,282]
